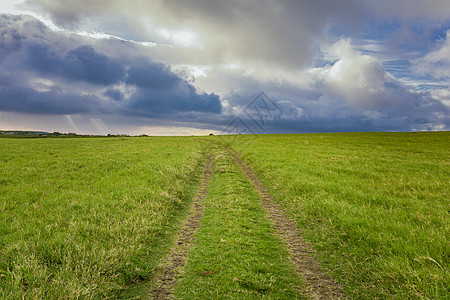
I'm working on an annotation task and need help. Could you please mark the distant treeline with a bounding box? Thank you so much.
[0,130,78,138]
[0,131,149,138]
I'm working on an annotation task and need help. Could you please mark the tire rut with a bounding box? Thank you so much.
[225,147,346,300]
[150,152,213,299]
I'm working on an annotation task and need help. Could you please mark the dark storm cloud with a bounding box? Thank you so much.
[104,88,124,101]
[126,60,180,89]
[129,85,222,115]
[9,38,125,85]
[0,85,98,114]
[64,45,126,85]
[0,14,222,117]
[0,25,22,59]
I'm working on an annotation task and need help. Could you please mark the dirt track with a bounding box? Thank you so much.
[150,144,345,299]
[150,152,213,299]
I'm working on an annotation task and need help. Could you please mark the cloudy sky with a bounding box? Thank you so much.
[0,0,449,135]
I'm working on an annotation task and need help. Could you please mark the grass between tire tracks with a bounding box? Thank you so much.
[174,145,307,299]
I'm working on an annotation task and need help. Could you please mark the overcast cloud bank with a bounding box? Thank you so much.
[0,0,448,134]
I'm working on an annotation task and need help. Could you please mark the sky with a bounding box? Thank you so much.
[0,0,449,135]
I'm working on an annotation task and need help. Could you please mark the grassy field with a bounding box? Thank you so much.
[0,132,448,299]
[0,137,204,298]
[225,132,449,299]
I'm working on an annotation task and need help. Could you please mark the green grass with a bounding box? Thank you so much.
[222,132,449,299]
[1,132,448,299]
[175,145,306,299]
[0,137,204,298]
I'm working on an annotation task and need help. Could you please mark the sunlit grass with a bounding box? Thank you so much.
[0,137,203,298]
[224,132,449,299]
[1,132,448,299]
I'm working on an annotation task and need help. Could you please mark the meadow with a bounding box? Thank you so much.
[226,132,449,299]
[0,132,448,299]
[0,137,204,298]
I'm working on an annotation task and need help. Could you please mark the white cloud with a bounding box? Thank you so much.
[0,0,26,14]
[316,38,390,108]
[413,30,450,80]
[429,88,450,107]
[29,77,55,92]
[277,100,304,120]
[155,27,202,48]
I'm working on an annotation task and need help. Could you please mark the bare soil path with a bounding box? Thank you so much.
[225,147,346,300]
